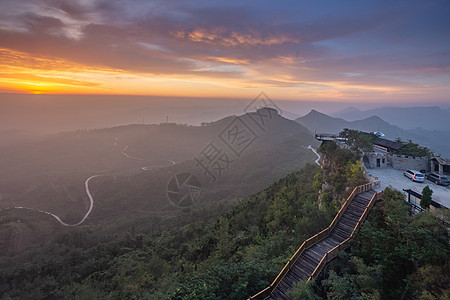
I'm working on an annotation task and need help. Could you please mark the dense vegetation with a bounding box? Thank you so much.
[1,139,366,299]
[324,188,449,300]
[314,141,367,210]
[339,129,374,153]
[3,140,445,300]
[0,163,326,299]
[0,115,317,253]
[339,129,432,158]
[395,139,432,157]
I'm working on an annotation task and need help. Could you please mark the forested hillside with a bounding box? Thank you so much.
[0,111,317,254]
[1,142,447,299]
[323,188,449,300]
[0,139,367,299]
[0,163,324,299]
[296,110,450,157]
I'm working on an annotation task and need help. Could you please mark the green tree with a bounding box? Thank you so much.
[339,129,373,153]
[421,186,433,209]
[398,141,431,157]
[343,187,449,299]
[324,257,382,300]
[287,280,321,300]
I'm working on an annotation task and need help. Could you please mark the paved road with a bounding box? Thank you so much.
[115,137,176,167]
[3,138,177,226]
[3,174,100,226]
[368,167,450,208]
[308,145,321,166]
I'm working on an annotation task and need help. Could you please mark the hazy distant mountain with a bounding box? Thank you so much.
[332,106,450,131]
[332,106,362,116]
[0,110,318,227]
[296,110,450,157]
[296,110,404,138]
[407,129,450,157]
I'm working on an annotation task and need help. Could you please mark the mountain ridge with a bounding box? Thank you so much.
[296,110,450,157]
[332,106,450,131]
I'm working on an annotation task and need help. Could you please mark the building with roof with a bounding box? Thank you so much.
[315,131,435,173]
[371,136,404,153]
[430,156,450,175]
[365,136,428,171]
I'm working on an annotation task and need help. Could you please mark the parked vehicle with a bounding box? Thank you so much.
[404,170,425,182]
[426,173,450,186]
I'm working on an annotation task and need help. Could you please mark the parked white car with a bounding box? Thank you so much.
[404,170,425,182]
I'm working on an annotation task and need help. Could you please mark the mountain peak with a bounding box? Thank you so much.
[296,110,348,134]
[363,115,384,122]
[306,109,328,117]
[332,106,361,116]
[334,105,450,130]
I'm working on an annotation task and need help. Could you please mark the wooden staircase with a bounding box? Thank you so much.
[250,184,382,300]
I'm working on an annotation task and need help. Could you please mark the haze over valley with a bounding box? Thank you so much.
[0,0,449,299]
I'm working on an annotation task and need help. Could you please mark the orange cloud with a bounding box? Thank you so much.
[0,48,119,94]
[0,48,247,96]
[173,29,298,46]
[1,47,447,104]
[206,56,250,65]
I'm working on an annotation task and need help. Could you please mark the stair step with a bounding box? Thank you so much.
[341,212,359,220]
[353,196,370,203]
[283,273,298,289]
[271,288,288,300]
[320,238,339,249]
[349,201,367,210]
[339,219,357,229]
[266,188,379,300]
[329,233,346,243]
[295,258,316,274]
[309,244,327,257]
[303,252,320,266]
[292,263,311,279]
[278,281,292,297]
[346,206,365,215]
[315,241,333,253]
[333,226,350,238]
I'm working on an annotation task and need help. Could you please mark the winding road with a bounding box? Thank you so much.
[115,138,176,166]
[308,145,321,165]
[4,143,317,226]
[2,175,101,227]
[2,138,176,227]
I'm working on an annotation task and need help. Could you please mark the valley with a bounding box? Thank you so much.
[1,1,449,298]
[0,109,318,254]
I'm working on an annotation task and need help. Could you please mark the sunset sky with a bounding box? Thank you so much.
[1,0,449,102]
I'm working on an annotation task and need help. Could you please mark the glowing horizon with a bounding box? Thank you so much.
[0,1,449,103]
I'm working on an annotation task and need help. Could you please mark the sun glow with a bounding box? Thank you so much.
[0,46,447,103]
[0,48,239,96]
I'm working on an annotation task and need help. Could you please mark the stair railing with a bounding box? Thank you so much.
[249,182,377,299]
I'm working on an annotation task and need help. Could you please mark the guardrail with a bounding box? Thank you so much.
[308,188,382,280]
[249,182,379,300]
[315,133,347,142]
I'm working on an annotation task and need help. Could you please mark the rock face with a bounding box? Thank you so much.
[318,181,332,208]
[322,182,332,191]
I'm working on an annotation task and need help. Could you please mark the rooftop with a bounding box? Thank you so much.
[371,137,404,151]
[432,156,450,165]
